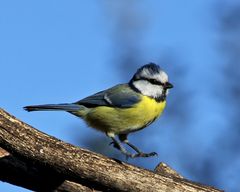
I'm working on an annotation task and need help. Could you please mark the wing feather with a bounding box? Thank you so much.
[75,84,140,108]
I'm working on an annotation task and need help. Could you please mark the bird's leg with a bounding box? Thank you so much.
[107,133,135,158]
[118,134,158,158]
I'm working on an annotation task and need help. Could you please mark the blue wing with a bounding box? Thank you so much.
[75,84,140,108]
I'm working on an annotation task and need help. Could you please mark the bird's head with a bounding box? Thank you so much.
[129,63,173,102]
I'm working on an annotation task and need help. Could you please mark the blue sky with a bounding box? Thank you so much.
[1,1,239,191]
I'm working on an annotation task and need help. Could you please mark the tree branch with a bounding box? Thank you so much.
[0,108,222,192]
[0,147,97,191]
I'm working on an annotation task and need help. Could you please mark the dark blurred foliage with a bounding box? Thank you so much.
[103,1,147,74]
[214,2,240,192]
[182,2,240,191]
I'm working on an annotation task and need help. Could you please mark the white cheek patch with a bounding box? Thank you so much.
[133,80,163,98]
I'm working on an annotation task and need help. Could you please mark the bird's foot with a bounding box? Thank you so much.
[131,151,158,158]
[110,142,157,158]
[123,151,158,159]
[124,151,157,158]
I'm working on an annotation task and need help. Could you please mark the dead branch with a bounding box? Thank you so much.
[0,108,222,192]
[0,147,97,191]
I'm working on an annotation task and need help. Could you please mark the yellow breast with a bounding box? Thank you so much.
[85,96,166,135]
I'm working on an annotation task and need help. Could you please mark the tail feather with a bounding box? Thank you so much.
[23,103,81,112]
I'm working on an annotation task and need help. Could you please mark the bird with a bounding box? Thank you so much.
[24,63,173,158]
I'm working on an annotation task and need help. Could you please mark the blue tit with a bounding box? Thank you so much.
[24,63,173,158]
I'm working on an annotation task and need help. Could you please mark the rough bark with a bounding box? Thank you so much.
[0,147,97,191]
[0,108,222,192]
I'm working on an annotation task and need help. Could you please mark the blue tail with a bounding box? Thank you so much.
[24,103,81,112]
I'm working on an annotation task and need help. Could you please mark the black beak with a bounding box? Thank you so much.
[164,82,173,89]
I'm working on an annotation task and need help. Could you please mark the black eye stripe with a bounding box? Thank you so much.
[141,78,164,85]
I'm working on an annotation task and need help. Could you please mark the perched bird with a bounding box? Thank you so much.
[24,63,173,158]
